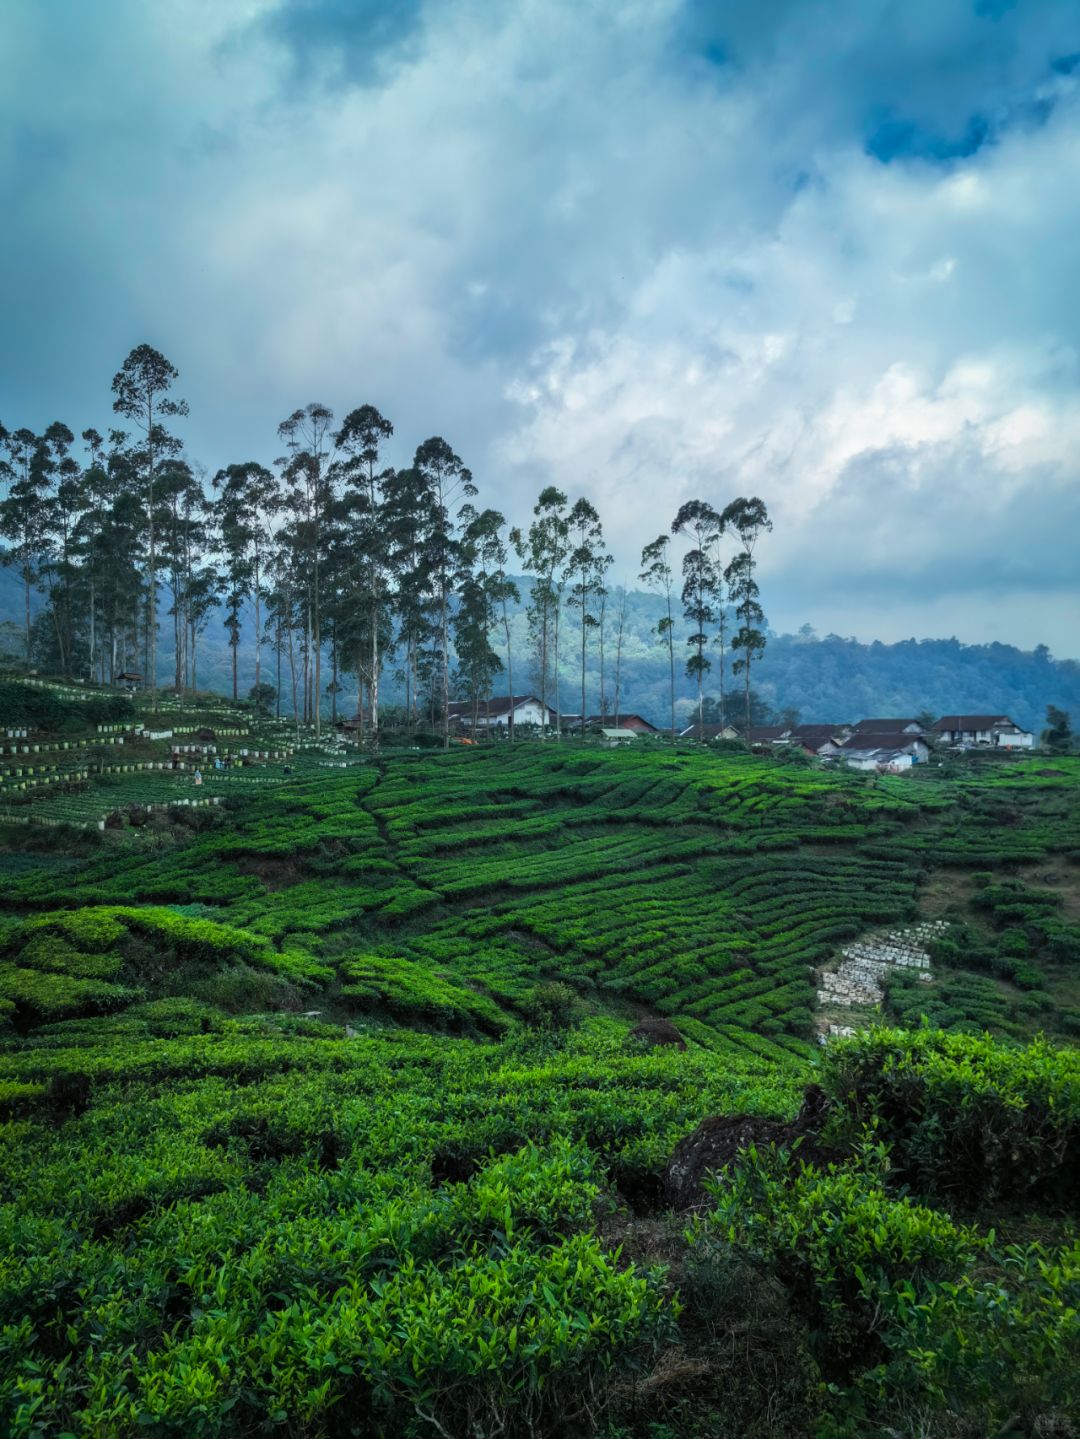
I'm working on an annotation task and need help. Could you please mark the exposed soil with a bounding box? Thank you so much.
[665,1085,839,1212]
[629,1017,687,1050]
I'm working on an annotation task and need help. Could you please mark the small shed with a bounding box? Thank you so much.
[600,728,637,746]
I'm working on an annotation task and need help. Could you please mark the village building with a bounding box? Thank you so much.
[745,725,789,745]
[849,717,926,735]
[446,695,555,729]
[677,722,742,741]
[788,723,850,756]
[564,713,660,735]
[931,714,1034,748]
[834,732,931,769]
[600,728,638,747]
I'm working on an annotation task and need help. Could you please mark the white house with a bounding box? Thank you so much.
[931,715,1033,749]
[446,695,555,729]
[839,749,917,772]
[834,733,931,767]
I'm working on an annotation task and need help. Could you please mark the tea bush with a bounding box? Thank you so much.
[0,733,1077,1435]
[822,1026,1080,1208]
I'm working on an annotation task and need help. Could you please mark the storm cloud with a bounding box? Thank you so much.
[2,0,1078,652]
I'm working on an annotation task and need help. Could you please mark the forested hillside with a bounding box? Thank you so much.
[4,353,1075,745]
[4,562,1076,731]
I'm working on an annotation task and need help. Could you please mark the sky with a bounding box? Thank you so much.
[2,0,1079,656]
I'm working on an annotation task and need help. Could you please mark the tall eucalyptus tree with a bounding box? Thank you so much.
[335,405,394,746]
[111,346,188,703]
[565,498,608,733]
[276,404,335,733]
[455,507,516,731]
[413,436,477,748]
[721,497,772,735]
[0,425,47,665]
[671,500,723,738]
[639,534,677,739]
[214,462,280,702]
[511,487,569,740]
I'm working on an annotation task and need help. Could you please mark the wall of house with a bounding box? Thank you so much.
[490,702,548,727]
[993,729,1033,748]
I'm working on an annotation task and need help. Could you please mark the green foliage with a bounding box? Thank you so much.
[520,979,583,1030]
[341,953,507,1033]
[0,735,1079,1435]
[0,905,328,1026]
[822,1026,1080,1208]
[695,1145,1080,1435]
[695,1142,980,1363]
[0,679,134,734]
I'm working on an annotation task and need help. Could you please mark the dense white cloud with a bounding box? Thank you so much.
[1,0,1078,651]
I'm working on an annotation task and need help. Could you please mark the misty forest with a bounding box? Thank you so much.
[2,348,1076,739]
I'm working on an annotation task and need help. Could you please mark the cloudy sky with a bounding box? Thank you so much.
[2,0,1079,655]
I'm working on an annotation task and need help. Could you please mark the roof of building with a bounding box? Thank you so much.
[678,723,741,739]
[565,713,658,730]
[850,718,923,733]
[447,694,549,718]
[931,714,1020,731]
[790,723,847,738]
[746,726,788,743]
[840,732,926,753]
[600,728,637,739]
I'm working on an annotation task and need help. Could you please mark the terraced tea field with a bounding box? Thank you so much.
[3,741,1078,1050]
[1,731,1078,1437]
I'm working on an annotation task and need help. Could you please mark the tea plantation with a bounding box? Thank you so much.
[1,694,1078,1435]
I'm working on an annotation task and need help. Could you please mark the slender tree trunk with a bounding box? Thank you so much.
[330,638,338,724]
[598,588,606,720]
[88,576,96,682]
[21,555,31,667]
[718,621,726,729]
[313,508,321,738]
[286,619,299,740]
[580,583,586,741]
[253,555,262,701]
[503,604,514,745]
[554,596,562,740]
[370,589,380,752]
[540,599,548,740]
[302,595,311,724]
[613,607,624,730]
[668,597,676,741]
[275,626,281,719]
[745,656,752,736]
[441,581,450,750]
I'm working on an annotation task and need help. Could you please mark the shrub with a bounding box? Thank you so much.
[520,980,583,1031]
[822,1027,1080,1209]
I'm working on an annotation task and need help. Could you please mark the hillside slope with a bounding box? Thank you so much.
[1,740,1078,1436]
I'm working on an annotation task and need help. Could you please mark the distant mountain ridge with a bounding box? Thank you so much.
[1,563,1075,731]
